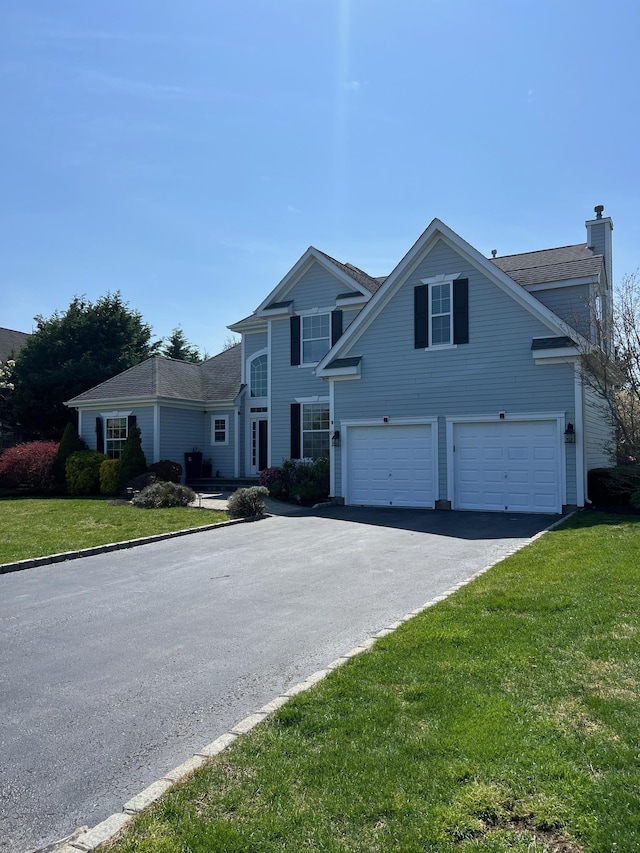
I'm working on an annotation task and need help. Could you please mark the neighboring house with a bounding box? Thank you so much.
[0,327,31,449]
[0,327,30,364]
[66,207,615,514]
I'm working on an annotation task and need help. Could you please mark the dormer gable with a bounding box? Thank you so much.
[254,247,378,318]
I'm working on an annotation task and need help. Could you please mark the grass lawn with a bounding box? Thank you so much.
[0,497,228,564]
[105,512,640,853]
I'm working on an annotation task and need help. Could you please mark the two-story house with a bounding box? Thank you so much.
[66,206,615,514]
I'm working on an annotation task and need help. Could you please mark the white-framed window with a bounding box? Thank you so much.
[211,415,229,445]
[430,282,452,346]
[250,353,268,397]
[302,313,330,364]
[106,416,128,459]
[302,402,330,458]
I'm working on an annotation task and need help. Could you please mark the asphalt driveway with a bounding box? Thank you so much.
[0,507,556,852]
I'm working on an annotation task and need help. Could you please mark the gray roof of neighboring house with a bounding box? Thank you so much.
[0,327,30,362]
[491,244,604,287]
[66,345,242,406]
[316,249,385,294]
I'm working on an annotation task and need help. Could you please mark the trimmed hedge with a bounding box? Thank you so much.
[66,450,107,495]
[99,459,120,496]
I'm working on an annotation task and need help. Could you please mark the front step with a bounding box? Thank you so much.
[186,477,259,492]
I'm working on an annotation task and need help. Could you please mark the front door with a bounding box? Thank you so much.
[250,418,268,476]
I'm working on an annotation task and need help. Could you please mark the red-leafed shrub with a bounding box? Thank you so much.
[0,441,59,492]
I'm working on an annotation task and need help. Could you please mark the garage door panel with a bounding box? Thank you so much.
[453,421,561,514]
[347,424,434,508]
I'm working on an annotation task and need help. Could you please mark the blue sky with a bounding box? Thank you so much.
[2,1,639,356]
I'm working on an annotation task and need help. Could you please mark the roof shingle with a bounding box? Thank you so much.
[491,243,603,287]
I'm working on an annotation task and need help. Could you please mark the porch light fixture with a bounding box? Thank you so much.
[331,430,341,447]
[564,423,575,444]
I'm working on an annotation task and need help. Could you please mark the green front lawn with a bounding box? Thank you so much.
[0,498,227,565]
[106,512,640,852]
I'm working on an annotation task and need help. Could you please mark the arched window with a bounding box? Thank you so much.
[250,354,268,397]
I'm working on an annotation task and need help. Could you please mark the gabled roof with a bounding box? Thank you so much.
[491,244,603,287]
[66,345,242,406]
[229,247,381,332]
[317,218,589,375]
[0,327,30,362]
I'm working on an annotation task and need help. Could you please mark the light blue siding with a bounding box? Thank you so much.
[158,407,205,473]
[244,331,268,360]
[262,261,361,467]
[534,285,591,336]
[269,316,329,466]
[332,238,578,505]
[205,409,237,477]
[288,260,360,312]
[583,384,615,471]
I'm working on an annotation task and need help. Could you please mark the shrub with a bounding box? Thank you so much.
[132,481,196,509]
[126,472,157,494]
[631,490,640,510]
[259,459,330,504]
[267,479,289,501]
[260,466,288,499]
[0,440,59,492]
[587,466,640,507]
[99,459,120,496]
[117,424,147,491]
[227,486,269,518]
[148,459,182,483]
[290,479,325,506]
[53,423,87,491]
[66,450,107,495]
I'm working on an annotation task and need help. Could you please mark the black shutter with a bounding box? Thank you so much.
[453,278,469,344]
[290,315,301,366]
[96,417,104,453]
[331,309,343,346]
[414,284,428,348]
[290,403,301,459]
[127,414,137,431]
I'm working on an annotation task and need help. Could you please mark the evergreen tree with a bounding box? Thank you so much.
[11,293,158,440]
[117,423,147,491]
[53,422,87,491]
[162,328,201,362]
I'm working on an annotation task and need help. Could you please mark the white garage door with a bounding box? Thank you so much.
[347,424,435,508]
[453,420,561,513]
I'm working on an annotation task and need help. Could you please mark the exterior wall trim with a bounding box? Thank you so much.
[526,274,599,292]
[153,404,160,462]
[574,363,585,507]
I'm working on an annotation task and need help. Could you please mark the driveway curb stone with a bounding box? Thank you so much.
[0,515,260,575]
[43,511,574,852]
